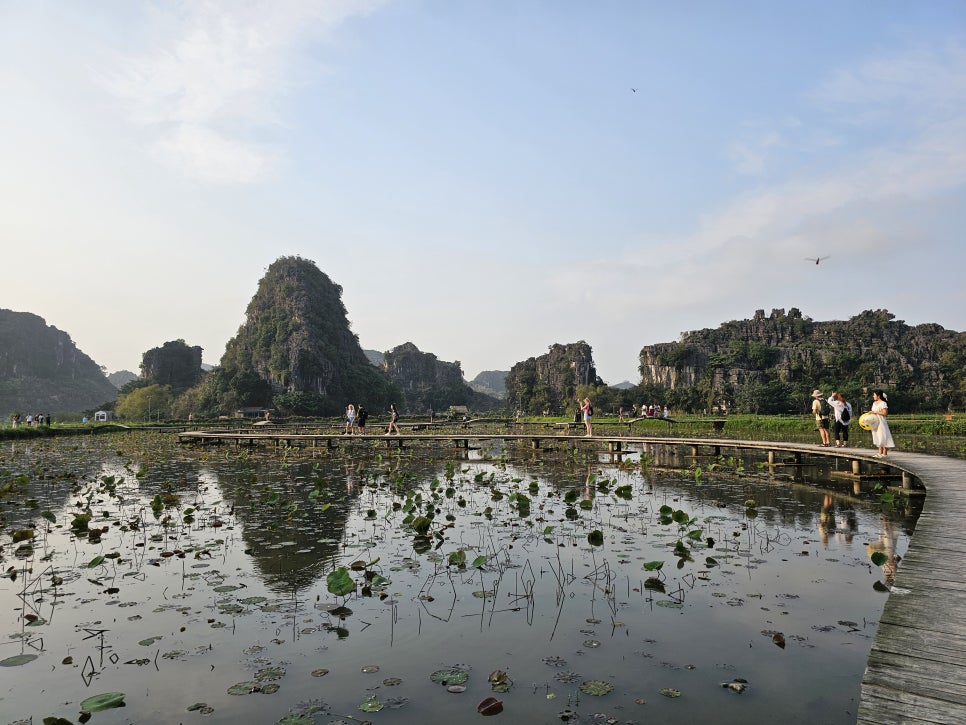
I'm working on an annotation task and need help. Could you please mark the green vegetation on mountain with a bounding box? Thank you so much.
[141,340,203,391]
[0,309,117,417]
[382,342,500,413]
[505,341,601,414]
[637,308,966,413]
[113,340,205,421]
[172,257,398,417]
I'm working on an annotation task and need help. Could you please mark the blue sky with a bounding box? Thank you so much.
[2,1,964,385]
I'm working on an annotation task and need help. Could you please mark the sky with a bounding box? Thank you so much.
[2,1,965,386]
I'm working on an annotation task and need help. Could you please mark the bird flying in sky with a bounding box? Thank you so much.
[805,256,830,265]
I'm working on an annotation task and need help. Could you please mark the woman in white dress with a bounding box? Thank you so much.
[870,390,895,457]
[345,404,356,434]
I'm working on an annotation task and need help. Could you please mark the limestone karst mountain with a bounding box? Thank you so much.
[637,308,966,413]
[183,256,397,416]
[0,308,117,415]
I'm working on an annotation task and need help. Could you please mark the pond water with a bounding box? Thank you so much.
[0,434,920,724]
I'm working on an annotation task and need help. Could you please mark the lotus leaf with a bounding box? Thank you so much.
[359,695,384,712]
[430,668,469,686]
[1,654,39,667]
[326,567,354,597]
[579,680,614,696]
[79,692,126,711]
[255,667,286,681]
[227,681,261,695]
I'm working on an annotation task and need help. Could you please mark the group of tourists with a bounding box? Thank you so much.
[344,403,402,435]
[343,404,370,434]
[615,403,669,422]
[811,388,895,456]
[10,412,51,427]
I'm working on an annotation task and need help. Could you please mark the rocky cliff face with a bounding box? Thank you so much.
[141,340,203,392]
[505,341,600,413]
[0,309,118,414]
[217,256,393,413]
[638,308,965,412]
[383,342,500,412]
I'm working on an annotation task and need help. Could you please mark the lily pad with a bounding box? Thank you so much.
[359,695,384,713]
[227,681,261,695]
[579,680,614,696]
[431,667,469,686]
[660,687,682,698]
[255,666,286,681]
[0,654,38,667]
[79,692,126,711]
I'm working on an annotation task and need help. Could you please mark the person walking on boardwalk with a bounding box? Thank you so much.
[356,405,368,434]
[345,404,356,435]
[385,402,400,435]
[870,390,895,457]
[581,397,593,437]
[811,389,831,446]
[828,392,852,447]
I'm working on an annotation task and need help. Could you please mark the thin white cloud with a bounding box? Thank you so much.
[100,0,384,183]
[727,130,783,176]
[154,123,277,183]
[809,43,966,125]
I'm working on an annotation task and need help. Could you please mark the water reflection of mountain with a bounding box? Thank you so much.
[1,439,122,530]
[201,457,436,594]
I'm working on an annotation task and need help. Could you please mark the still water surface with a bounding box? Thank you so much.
[0,434,919,724]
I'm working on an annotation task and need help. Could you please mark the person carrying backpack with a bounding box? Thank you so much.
[827,392,852,447]
[811,389,832,446]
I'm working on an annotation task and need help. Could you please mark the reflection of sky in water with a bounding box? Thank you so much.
[0,436,919,724]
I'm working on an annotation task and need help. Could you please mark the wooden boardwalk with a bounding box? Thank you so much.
[853,449,966,724]
[177,429,966,721]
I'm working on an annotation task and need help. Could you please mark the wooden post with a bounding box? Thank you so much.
[852,459,862,476]
[902,472,914,490]
[767,450,776,464]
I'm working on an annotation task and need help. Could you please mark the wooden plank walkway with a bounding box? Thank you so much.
[177,429,966,721]
[852,449,966,724]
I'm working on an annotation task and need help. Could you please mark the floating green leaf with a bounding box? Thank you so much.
[579,680,614,696]
[587,530,604,546]
[643,560,665,571]
[41,510,57,523]
[227,681,261,695]
[659,687,681,698]
[87,555,105,568]
[0,654,38,667]
[359,695,384,712]
[79,692,126,711]
[431,668,469,686]
[448,549,467,567]
[472,555,488,568]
